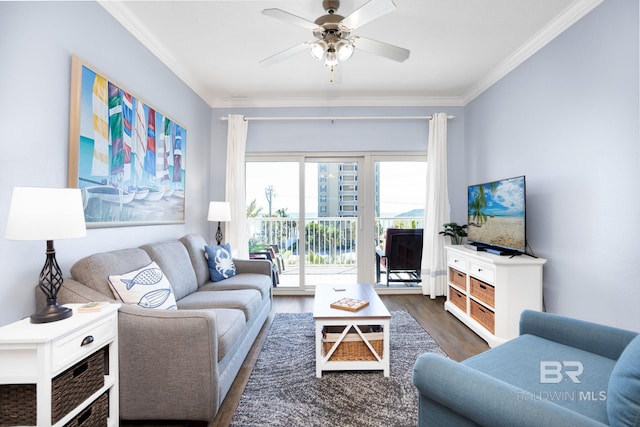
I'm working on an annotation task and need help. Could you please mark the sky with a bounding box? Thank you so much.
[468,176,525,217]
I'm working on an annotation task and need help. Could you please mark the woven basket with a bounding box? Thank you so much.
[52,347,106,424]
[0,347,105,425]
[63,392,108,427]
[0,384,37,425]
[322,330,384,361]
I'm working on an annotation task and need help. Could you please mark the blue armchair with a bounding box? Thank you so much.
[413,310,640,426]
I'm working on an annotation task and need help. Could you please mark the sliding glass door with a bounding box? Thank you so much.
[303,158,362,287]
[374,159,427,286]
[246,157,363,289]
[245,161,300,287]
[246,154,427,291]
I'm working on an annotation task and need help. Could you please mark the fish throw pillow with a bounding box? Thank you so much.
[108,261,178,310]
[205,244,236,282]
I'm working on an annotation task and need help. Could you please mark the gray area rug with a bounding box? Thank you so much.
[231,311,448,427]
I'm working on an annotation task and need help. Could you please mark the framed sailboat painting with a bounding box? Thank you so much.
[68,55,186,228]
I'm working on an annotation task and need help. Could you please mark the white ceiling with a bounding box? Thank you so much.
[99,0,602,108]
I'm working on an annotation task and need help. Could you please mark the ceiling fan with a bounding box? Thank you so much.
[260,0,410,71]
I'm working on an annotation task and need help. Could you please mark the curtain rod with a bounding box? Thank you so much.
[219,115,455,121]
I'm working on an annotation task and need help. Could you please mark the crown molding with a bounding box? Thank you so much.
[461,0,603,105]
[208,96,466,109]
[97,0,211,105]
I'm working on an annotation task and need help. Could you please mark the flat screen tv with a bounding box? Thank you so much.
[467,175,526,255]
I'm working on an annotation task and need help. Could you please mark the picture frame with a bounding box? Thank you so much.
[68,55,186,228]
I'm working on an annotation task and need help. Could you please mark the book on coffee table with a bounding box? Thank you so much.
[330,297,369,312]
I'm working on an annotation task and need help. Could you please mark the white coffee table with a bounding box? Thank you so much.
[313,283,391,378]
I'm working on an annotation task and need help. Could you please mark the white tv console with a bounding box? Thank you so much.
[444,245,547,347]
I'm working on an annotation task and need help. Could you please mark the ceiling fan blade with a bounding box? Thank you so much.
[262,8,319,31]
[353,36,410,62]
[259,42,310,67]
[340,0,396,31]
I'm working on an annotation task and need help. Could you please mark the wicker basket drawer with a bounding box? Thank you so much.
[0,384,36,425]
[63,392,108,427]
[449,286,467,312]
[470,300,495,334]
[470,277,495,308]
[322,327,383,361]
[0,348,105,425]
[449,268,466,289]
[52,347,106,424]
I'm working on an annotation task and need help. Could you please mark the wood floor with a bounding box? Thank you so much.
[122,295,489,427]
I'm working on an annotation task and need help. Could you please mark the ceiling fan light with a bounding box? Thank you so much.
[336,39,354,61]
[309,40,327,60]
[324,49,339,67]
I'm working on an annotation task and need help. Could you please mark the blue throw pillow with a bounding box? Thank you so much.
[205,244,236,282]
[607,334,640,427]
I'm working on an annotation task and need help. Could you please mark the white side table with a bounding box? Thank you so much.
[0,303,119,426]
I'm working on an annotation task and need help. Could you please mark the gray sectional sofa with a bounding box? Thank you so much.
[57,234,272,422]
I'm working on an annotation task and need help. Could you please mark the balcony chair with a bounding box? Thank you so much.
[376,228,424,286]
[250,246,280,286]
[269,244,285,273]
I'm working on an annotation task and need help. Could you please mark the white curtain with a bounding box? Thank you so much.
[225,114,249,258]
[421,113,451,297]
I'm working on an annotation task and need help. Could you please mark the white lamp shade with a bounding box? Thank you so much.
[309,40,327,60]
[207,201,231,222]
[5,187,87,241]
[336,39,354,61]
[324,49,339,67]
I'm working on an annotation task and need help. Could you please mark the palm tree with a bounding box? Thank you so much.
[488,182,499,195]
[246,199,263,218]
[469,186,487,226]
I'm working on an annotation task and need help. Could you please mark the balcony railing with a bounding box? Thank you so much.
[248,216,424,271]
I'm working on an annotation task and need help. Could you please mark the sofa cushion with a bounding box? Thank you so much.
[608,334,640,427]
[108,261,178,310]
[198,274,272,300]
[180,234,211,287]
[205,244,236,282]
[140,240,198,300]
[214,308,247,362]
[71,248,152,298]
[464,334,615,424]
[177,289,262,321]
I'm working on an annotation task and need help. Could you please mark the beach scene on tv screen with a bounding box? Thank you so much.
[467,177,525,250]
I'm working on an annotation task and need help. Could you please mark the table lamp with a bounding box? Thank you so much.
[207,201,231,245]
[5,187,87,323]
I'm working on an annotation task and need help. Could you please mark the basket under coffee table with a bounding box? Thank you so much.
[313,283,391,378]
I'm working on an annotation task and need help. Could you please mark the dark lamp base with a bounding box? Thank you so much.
[30,302,72,324]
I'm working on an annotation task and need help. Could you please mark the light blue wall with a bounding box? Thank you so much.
[0,2,212,326]
[464,0,639,330]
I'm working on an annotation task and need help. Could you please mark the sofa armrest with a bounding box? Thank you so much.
[117,305,219,421]
[412,353,606,427]
[233,258,272,276]
[519,310,637,360]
